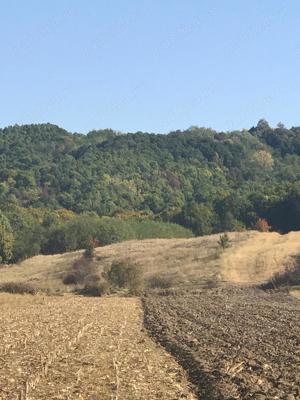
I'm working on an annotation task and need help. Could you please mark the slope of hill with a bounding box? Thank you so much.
[221,231,300,284]
[1,231,299,291]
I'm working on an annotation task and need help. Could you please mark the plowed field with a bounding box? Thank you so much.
[143,288,300,399]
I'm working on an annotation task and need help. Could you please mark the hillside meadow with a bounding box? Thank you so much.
[1,231,299,292]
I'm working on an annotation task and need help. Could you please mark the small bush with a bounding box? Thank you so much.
[84,237,98,259]
[106,259,143,291]
[255,218,271,232]
[218,233,230,250]
[84,273,101,286]
[77,281,110,297]
[0,282,37,295]
[62,256,98,285]
[63,273,80,285]
[147,274,175,289]
[261,256,300,290]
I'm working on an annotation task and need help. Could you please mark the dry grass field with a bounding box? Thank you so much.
[221,231,300,284]
[290,289,300,299]
[1,231,300,291]
[0,293,196,400]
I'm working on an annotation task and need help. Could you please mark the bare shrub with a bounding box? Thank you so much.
[63,273,80,285]
[0,282,37,295]
[261,256,300,290]
[77,281,110,297]
[84,273,101,286]
[147,274,175,289]
[62,256,98,285]
[84,237,99,259]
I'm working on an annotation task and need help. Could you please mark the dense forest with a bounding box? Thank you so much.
[0,119,299,263]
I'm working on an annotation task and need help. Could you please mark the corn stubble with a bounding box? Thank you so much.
[0,294,196,400]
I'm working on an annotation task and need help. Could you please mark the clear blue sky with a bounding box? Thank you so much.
[1,1,300,133]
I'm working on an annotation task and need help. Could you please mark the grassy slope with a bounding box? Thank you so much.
[221,231,300,283]
[1,231,300,292]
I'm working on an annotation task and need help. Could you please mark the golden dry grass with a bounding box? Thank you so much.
[0,232,247,290]
[290,290,300,299]
[220,231,300,284]
[0,251,81,291]
[0,231,300,290]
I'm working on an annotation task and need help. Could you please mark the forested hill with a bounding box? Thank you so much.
[0,120,299,262]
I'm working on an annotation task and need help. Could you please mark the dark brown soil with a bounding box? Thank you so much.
[142,287,300,400]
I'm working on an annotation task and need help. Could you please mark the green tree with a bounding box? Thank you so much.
[177,202,215,236]
[0,211,14,263]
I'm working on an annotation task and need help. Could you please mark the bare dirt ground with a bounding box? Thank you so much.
[143,287,300,400]
[0,294,196,400]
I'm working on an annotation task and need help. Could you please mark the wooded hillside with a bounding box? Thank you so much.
[0,119,299,262]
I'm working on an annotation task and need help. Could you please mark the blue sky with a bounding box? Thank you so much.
[1,1,300,133]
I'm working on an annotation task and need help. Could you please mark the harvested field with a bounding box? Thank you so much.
[143,287,300,399]
[0,294,196,400]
